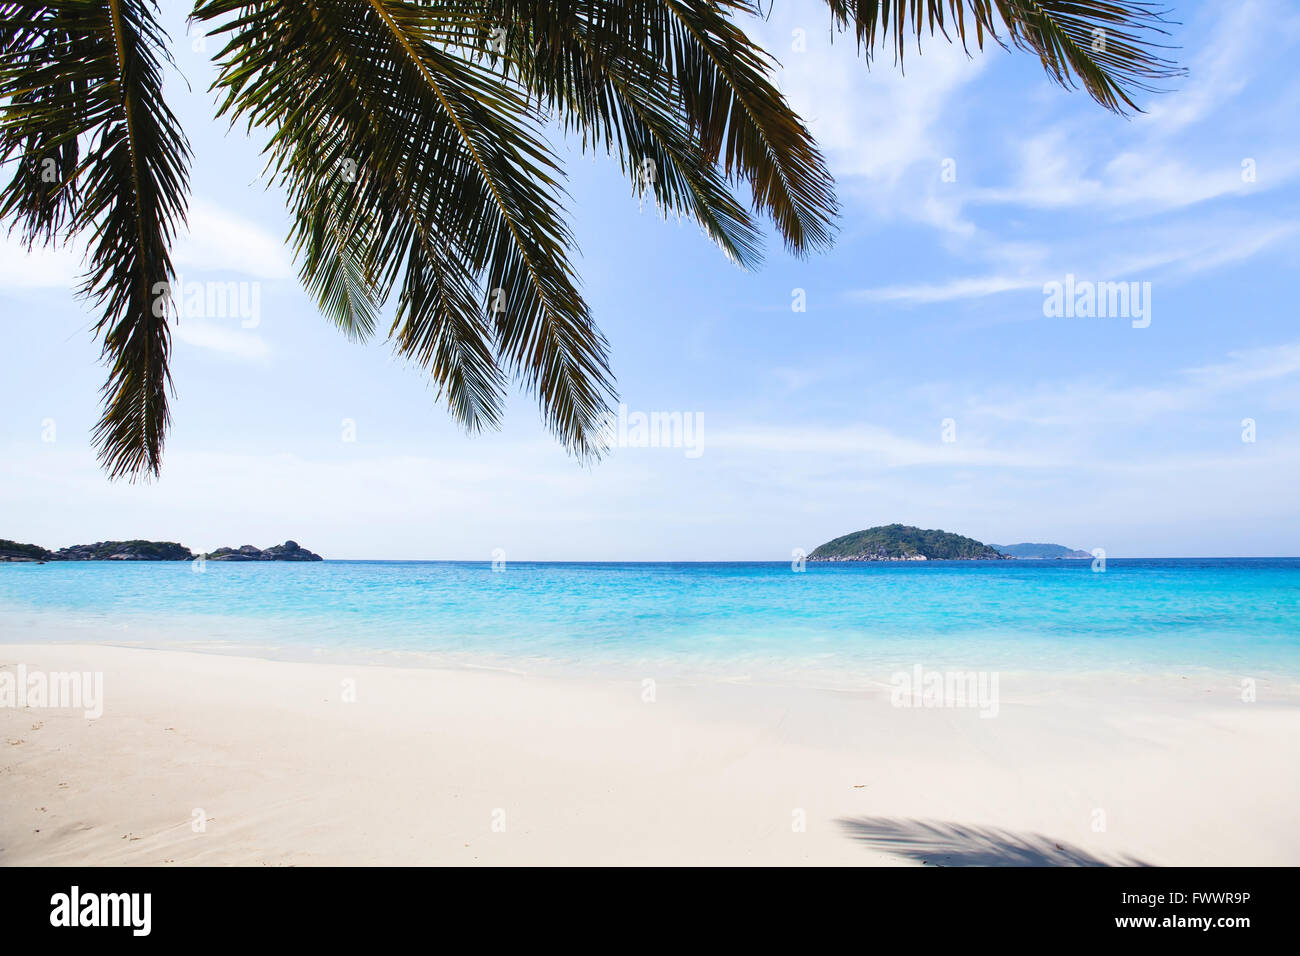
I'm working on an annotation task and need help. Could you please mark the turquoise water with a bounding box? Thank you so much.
[1,559,1298,681]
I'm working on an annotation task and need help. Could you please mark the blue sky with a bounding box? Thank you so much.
[3,0,1299,559]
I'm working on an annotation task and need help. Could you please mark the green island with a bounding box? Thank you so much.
[808,525,1007,562]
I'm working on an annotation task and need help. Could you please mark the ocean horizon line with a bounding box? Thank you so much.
[10,554,1300,564]
[287,555,1300,563]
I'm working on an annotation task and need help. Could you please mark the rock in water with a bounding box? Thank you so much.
[2,537,322,562]
[49,541,194,561]
[261,541,323,561]
[206,541,323,561]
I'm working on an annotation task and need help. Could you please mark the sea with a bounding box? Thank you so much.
[2,558,1298,685]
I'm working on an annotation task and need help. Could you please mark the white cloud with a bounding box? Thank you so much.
[0,233,84,289]
[0,195,294,292]
[174,198,295,280]
[792,0,1300,317]
[850,274,1037,304]
[1183,343,1300,392]
[973,137,1299,214]
[174,320,272,363]
[711,423,1058,469]
[757,10,990,185]
[847,220,1300,305]
[1174,222,1300,274]
[967,341,1300,427]
[1139,0,1288,136]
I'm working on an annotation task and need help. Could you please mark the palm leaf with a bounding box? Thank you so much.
[489,0,838,255]
[660,0,839,252]
[372,7,614,455]
[292,138,383,343]
[0,0,191,479]
[197,0,609,452]
[199,0,507,431]
[478,1,790,267]
[821,0,1184,113]
[0,3,86,244]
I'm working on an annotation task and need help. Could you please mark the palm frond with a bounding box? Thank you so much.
[487,0,837,255]
[0,0,191,479]
[195,0,562,441]
[820,0,1184,113]
[0,3,86,244]
[479,1,770,267]
[992,0,1184,113]
[660,0,839,253]
[397,20,615,455]
[290,130,382,344]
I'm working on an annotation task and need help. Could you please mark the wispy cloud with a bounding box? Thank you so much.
[756,8,990,186]
[848,220,1300,305]
[711,423,1059,468]
[175,198,295,280]
[174,320,272,363]
[788,0,1300,320]
[850,274,1037,304]
[966,341,1300,427]
[1139,0,1298,136]
[970,135,1300,215]
[0,195,294,292]
[0,233,84,289]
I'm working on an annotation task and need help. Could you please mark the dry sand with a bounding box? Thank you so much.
[2,643,1298,866]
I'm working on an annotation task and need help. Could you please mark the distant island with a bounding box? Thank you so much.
[989,542,1091,559]
[0,539,322,562]
[808,524,1007,562]
[204,542,323,562]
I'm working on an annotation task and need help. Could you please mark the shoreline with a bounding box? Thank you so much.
[6,625,1300,694]
[3,642,1298,866]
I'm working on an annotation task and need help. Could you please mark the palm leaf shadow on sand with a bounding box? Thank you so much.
[836,817,1151,867]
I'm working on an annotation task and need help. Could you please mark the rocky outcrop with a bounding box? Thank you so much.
[261,540,322,560]
[2,538,323,561]
[52,540,195,561]
[205,540,322,562]
[0,539,53,562]
[205,545,263,561]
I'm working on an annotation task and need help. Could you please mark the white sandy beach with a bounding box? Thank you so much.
[2,643,1298,866]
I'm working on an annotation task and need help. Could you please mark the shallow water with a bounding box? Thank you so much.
[2,558,1298,683]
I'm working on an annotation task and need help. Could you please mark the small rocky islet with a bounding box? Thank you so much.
[0,538,322,562]
[204,541,322,562]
